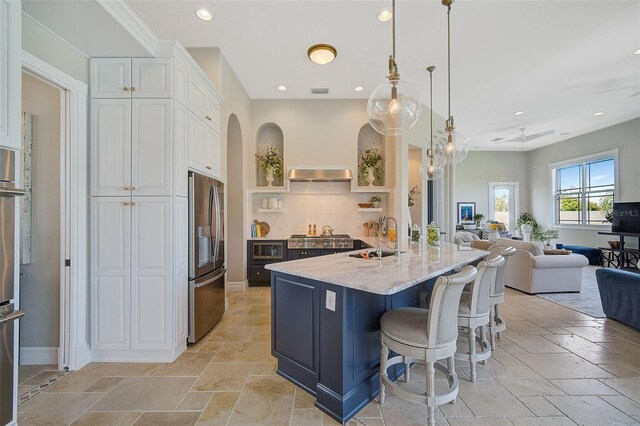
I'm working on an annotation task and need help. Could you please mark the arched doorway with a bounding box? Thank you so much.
[226,114,245,290]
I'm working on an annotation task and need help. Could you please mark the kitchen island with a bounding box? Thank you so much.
[265,243,488,423]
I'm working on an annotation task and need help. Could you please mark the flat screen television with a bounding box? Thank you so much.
[611,202,640,234]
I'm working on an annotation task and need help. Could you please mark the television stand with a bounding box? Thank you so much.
[598,231,640,269]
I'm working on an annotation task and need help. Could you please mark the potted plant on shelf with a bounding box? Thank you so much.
[408,185,420,207]
[534,228,560,247]
[255,145,283,187]
[516,212,538,239]
[473,213,485,228]
[358,147,384,186]
[370,195,382,208]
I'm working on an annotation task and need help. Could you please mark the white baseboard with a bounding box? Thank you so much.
[20,347,58,365]
[226,280,248,292]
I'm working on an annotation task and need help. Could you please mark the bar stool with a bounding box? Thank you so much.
[379,266,478,426]
[455,255,504,382]
[489,247,516,350]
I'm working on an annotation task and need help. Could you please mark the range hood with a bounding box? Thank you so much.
[288,169,353,182]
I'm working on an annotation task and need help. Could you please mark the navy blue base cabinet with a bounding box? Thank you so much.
[271,271,436,423]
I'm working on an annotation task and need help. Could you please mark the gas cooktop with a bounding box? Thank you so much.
[288,234,354,249]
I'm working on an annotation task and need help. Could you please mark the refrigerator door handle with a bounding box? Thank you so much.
[210,186,216,262]
[193,269,226,288]
[0,310,24,324]
[213,185,221,264]
[0,187,26,197]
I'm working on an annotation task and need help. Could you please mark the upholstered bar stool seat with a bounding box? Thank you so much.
[455,255,505,382]
[489,247,516,349]
[379,266,478,426]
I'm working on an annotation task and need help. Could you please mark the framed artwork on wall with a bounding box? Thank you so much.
[457,202,476,224]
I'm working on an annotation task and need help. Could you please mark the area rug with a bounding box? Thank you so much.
[537,266,605,318]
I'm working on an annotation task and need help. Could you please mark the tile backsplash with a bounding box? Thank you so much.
[250,183,392,238]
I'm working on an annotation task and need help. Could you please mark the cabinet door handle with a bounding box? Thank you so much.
[130,86,136,92]
[130,201,136,205]
[205,115,212,121]
[123,186,130,191]
[123,86,129,92]
[123,202,129,206]
[206,166,212,170]
[130,186,136,190]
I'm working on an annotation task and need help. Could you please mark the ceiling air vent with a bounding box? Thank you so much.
[491,137,504,142]
[311,88,329,95]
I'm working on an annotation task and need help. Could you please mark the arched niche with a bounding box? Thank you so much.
[255,122,284,187]
[357,123,385,186]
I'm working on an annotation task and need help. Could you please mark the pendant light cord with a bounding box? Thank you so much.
[430,69,434,149]
[447,5,452,120]
[392,0,396,60]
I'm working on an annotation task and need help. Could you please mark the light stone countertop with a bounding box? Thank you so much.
[265,242,488,295]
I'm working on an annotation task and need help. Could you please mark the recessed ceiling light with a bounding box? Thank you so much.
[307,44,337,65]
[378,10,392,22]
[195,9,212,21]
[594,111,605,116]
[634,48,640,55]
[354,86,364,92]
[514,111,524,116]
[277,85,287,91]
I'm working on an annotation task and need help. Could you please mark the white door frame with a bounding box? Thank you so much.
[22,51,90,371]
[488,181,520,232]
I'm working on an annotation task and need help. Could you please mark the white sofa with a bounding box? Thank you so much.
[492,238,589,294]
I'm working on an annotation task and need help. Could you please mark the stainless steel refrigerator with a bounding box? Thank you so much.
[0,148,25,426]
[188,172,225,343]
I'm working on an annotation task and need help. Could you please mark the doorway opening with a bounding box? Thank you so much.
[408,144,424,233]
[226,114,245,291]
[488,182,520,232]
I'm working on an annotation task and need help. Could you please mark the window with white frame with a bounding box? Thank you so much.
[553,153,616,226]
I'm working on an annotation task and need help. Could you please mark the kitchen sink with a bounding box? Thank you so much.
[348,251,401,259]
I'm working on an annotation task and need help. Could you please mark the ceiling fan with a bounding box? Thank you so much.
[496,128,555,144]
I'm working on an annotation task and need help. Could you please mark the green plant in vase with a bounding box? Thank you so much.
[408,185,420,207]
[369,195,382,208]
[473,213,485,228]
[255,145,283,187]
[358,147,383,186]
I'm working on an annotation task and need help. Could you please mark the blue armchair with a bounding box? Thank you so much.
[596,268,640,330]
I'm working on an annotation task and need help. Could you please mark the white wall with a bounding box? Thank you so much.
[22,14,88,84]
[20,73,61,349]
[454,151,530,229]
[528,118,640,248]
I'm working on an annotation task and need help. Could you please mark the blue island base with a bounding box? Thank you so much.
[271,272,437,423]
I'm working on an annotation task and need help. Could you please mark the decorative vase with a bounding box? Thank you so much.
[488,229,500,243]
[265,168,275,187]
[366,167,376,186]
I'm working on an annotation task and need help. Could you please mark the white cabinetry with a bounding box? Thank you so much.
[0,0,21,150]
[188,113,219,176]
[91,197,172,353]
[90,98,172,196]
[91,58,172,99]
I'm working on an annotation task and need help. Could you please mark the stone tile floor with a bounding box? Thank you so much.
[18,287,640,425]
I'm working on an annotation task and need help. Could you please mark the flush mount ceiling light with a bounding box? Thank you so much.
[514,111,524,116]
[195,9,212,21]
[419,66,444,181]
[367,0,421,136]
[354,86,364,92]
[378,9,392,22]
[277,85,287,91]
[434,0,469,165]
[307,44,337,65]
[594,111,606,116]
[634,48,640,55]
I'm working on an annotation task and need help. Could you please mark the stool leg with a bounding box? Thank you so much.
[447,355,457,405]
[426,361,436,426]
[480,325,488,365]
[489,305,497,350]
[404,356,410,382]
[469,326,477,383]
[379,342,389,405]
[495,304,503,339]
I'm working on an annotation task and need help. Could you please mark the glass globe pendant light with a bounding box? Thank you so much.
[367,0,421,136]
[420,66,444,181]
[434,0,468,165]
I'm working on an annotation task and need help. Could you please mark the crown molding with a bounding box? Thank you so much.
[97,0,158,57]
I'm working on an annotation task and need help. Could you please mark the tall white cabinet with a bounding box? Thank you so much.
[0,0,21,150]
[89,50,222,362]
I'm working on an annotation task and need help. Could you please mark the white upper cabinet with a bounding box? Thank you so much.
[188,113,209,174]
[91,58,172,99]
[204,95,220,131]
[91,58,132,99]
[132,58,173,98]
[175,61,189,106]
[132,99,173,195]
[90,99,132,196]
[0,0,21,150]
[188,77,207,120]
[174,103,189,197]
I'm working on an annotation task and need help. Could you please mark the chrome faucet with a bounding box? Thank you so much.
[385,216,399,256]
